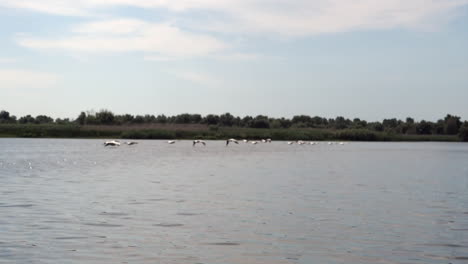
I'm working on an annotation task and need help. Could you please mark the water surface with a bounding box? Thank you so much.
[1,139,467,263]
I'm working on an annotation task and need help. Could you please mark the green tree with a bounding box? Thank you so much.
[96,110,115,125]
[416,120,433,135]
[35,115,53,124]
[444,114,461,135]
[459,122,468,141]
[19,115,35,124]
[76,112,87,125]
[219,113,235,126]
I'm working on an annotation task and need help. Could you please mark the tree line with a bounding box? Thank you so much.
[1,109,467,140]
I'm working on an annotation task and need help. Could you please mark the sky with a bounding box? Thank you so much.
[0,0,467,121]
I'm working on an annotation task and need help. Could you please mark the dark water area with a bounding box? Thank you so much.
[0,139,467,264]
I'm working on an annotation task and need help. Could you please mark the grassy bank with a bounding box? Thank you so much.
[0,124,461,142]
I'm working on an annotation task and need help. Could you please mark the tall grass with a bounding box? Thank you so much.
[0,124,460,141]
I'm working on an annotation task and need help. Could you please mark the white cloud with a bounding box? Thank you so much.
[16,19,228,57]
[0,57,18,63]
[168,70,220,86]
[2,0,467,36]
[0,69,60,89]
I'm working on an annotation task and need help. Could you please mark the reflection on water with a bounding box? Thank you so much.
[0,139,468,264]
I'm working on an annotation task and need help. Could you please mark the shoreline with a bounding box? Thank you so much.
[0,124,461,142]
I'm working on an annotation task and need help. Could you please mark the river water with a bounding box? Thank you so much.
[0,139,467,264]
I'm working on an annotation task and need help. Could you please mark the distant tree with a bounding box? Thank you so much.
[120,114,134,124]
[0,110,14,123]
[219,113,235,126]
[190,114,202,124]
[76,112,87,125]
[204,114,220,125]
[156,115,167,124]
[292,115,312,125]
[174,113,191,124]
[444,114,461,135]
[250,115,270,128]
[143,114,156,123]
[35,115,54,124]
[369,122,384,132]
[19,115,35,124]
[416,120,433,135]
[383,118,398,129]
[434,119,445,134]
[334,116,349,129]
[459,122,468,141]
[406,117,414,124]
[96,110,115,125]
[132,115,145,124]
[55,118,71,124]
[352,118,367,129]
[278,118,292,128]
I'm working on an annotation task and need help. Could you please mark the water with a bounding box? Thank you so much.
[0,139,467,264]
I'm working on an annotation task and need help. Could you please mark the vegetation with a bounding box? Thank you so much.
[0,109,466,141]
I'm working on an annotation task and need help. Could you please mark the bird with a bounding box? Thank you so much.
[309,141,316,145]
[193,140,206,146]
[266,138,272,143]
[167,140,176,144]
[250,141,258,144]
[243,139,248,143]
[287,141,294,145]
[339,142,345,145]
[125,141,138,145]
[297,140,306,145]
[104,140,121,146]
[261,139,267,143]
[226,138,239,146]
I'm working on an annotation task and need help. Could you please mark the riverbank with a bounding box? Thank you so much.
[0,124,460,142]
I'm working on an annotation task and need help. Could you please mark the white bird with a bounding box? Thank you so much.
[266,138,272,143]
[261,139,267,143]
[125,141,138,145]
[339,142,345,145]
[104,140,121,146]
[243,139,248,143]
[250,141,258,144]
[226,138,239,146]
[328,142,333,145]
[193,140,206,146]
[309,141,316,145]
[297,140,306,145]
[287,141,294,145]
[167,140,176,144]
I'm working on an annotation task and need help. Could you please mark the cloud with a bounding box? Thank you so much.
[0,57,18,63]
[168,70,220,86]
[2,0,467,36]
[16,19,228,57]
[0,69,60,89]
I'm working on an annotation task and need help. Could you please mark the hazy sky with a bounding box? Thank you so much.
[0,0,467,121]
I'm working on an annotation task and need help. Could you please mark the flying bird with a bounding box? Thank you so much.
[226,138,239,146]
[193,140,206,146]
[104,140,121,147]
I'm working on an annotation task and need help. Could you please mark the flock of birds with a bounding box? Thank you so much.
[104,139,347,147]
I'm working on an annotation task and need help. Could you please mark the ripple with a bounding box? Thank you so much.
[99,212,128,216]
[153,223,184,227]
[205,242,240,246]
[55,237,88,240]
[422,243,468,248]
[0,204,34,208]
[84,223,123,227]
[177,213,200,216]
